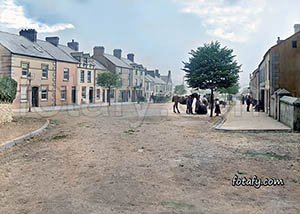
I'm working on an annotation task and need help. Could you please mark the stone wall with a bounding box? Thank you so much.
[0,103,13,125]
[280,96,300,131]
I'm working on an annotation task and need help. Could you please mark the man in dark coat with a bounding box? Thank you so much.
[246,96,251,112]
[186,95,193,114]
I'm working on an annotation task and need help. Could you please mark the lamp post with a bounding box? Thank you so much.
[27,72,33,112]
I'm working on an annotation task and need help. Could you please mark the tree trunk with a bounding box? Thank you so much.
[108,87,111,106]
[210,88,214,117]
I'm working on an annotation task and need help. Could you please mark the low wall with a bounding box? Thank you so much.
[0,103,13,125]
[280,96,300,131]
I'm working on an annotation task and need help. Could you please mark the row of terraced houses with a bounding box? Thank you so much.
[249,24,300,131]
[0,29,173,109]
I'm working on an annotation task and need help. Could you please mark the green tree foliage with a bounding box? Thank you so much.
[217,83,240,95]
[174,84,187,95]
[183,41,241,117]
[0,76,17,103]
[96,72,121,106]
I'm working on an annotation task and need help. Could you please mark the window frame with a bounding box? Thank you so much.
[82,86,86,99]
[41,64,48,80]
[80,70,85,83]
[96,89,100,99]
[41,85,48,101]
[87,71,92,83]
[21,62,29,78]
[20,86,27,102]
[60,86,67,101]
[63,68,69,81]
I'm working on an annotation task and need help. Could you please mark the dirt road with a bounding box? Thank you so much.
[0,103,299,214]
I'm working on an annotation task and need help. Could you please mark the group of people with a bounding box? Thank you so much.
[241,95,252,112]
[186,94,223,116]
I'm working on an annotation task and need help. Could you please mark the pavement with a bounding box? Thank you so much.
[218,101,291,131]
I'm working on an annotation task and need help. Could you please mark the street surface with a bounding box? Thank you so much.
[0,103,299,214]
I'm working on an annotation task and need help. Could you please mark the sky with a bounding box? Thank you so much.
[0,0,299,88]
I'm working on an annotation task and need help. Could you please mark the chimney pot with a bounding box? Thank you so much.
[294,24,300,33]
[67,39,79,51]
[127,53,134,62]
[19,29,37,42]
[46,37,60,46]
[93,46,105,56]
[113,49,122,59]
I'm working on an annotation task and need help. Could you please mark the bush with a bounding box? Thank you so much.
[0,76,17,103]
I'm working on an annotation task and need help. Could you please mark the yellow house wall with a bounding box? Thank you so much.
[10,55,55,109]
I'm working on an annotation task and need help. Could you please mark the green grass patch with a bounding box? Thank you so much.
[161,201,195,210]
[78,122,90,128]
[245,151,289,160]
[123,129,139,135]
[50,119,59,125]
[52,135,68,140]
[237,171,248,175]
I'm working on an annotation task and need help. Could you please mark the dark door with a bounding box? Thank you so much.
[32,87,39,107]
[102,90,105,102]
[72,86,76,104]
[89,87,93,103]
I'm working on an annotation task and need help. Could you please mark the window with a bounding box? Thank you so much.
[292,40,297,48]
[135,79,138,86]
[87,71,91,83]
[42,65,48,79]
[96,89,100,99]
[80,70,85,82]
[21,63,29,77]
[41,86,48,101]
[64,68,69,81]
[21,87,27,102]
[61,86,66,100]
[136,70,138,75]
[82,86,86,99]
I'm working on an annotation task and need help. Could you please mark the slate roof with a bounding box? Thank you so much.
[58,44,77,56]
[145,74,165,84]
[103,54,132,69]
[145,75,155,82]
[161,76,172,84]
[90,58,107,70]
[0,31,53,60]
[37,40,78,63]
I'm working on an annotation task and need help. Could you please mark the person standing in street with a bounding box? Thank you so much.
[246,96,251,112]
[215,98,221,116]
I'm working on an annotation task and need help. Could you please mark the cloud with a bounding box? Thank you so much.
[174,0,267,42]
[0,0,74,33]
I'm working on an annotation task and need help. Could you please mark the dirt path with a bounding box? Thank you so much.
[0,103,299,214]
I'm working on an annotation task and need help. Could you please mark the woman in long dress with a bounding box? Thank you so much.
[215,98,221,116]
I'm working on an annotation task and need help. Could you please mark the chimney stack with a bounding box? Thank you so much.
[93,46,105,56]
[46,37,59,46]
[168,70,171,78]
[67,39,79,51]
[155,69,160,78]
[127,53,134,62]
[294,24,300,33]
[277,37,281,44]
[19,29,37,42]
[113,49,122,59]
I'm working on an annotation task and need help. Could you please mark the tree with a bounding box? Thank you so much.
[174,84,187,95]
[217,83,240,99]
[96,72,121,106]
[183,41,241,117]
[0,76,17,103]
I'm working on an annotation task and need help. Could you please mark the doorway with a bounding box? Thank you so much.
[89,87,93,103]
[72,86,76,104]
[32,87,39,107]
